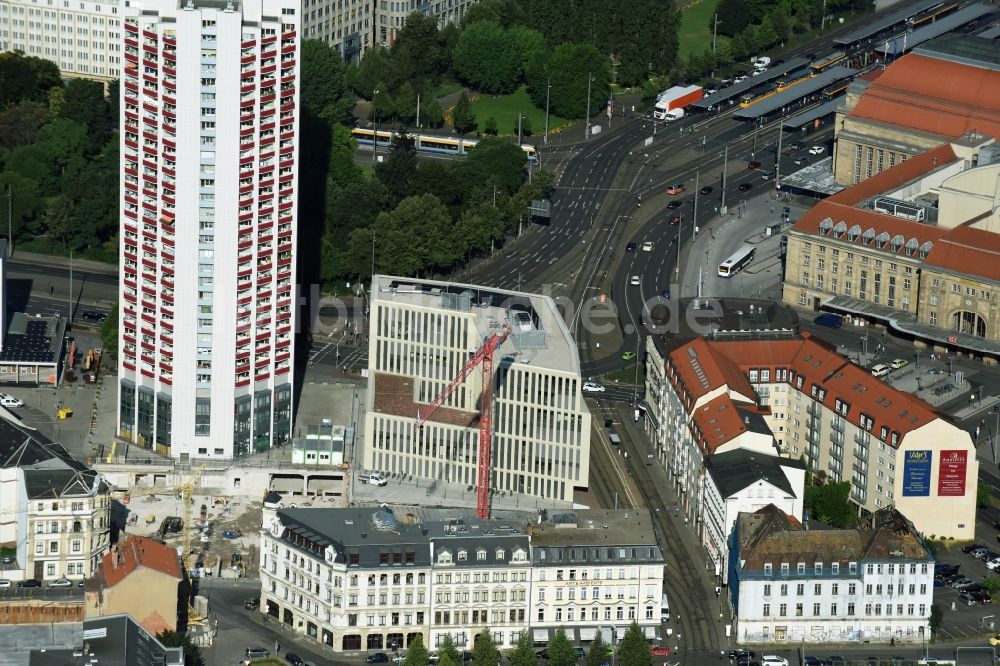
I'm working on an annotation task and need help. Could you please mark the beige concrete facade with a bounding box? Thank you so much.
[87,564,183,633]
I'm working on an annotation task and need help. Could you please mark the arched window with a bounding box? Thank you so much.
[953,311,986,338]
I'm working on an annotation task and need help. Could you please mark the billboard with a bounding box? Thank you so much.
[938,450,968,497]
[901,450,931,497]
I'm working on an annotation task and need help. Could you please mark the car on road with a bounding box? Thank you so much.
[285,654,304,666]
[629,275,641,286]
[626,242,637,252]
[81,310,107,322]
[701,185,714,195]
[246,648,269,659]
[990,635,1000,646]
[793,154,808,165]
[48,578,73,588]
[738,182,753,192]
[366,654,389,664]
[661,288,671,300]
[391,654,407,664]
[17,579,41,588]
[890,358,908,369]
[244,597,260,610]
[788,142,802,151]
[808,145,825,155]
[729,650,756,660]
[762,657,788,666]
[651,646,673,656]
[668,216,680,225]
[622,351,637,361]
[642,241,654,252]
[582,382,606,393]
[0,395,23,408]
[747,160,762,169]
[666,183,686,195]
[667,199,683,209]
[803,658,826,666]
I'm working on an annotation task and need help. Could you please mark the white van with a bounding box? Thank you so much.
[358,472,388,487]
[871,364,890,378]
[660,593,670,621]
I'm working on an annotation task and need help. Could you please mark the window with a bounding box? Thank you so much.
[763,603,771,616]
[779,603,787,617]
[763,584,771,596]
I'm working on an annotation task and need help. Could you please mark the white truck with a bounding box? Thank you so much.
[660,592,670,621]
[751,55,771,71]
[358,472,388,487]
[653,85,703,122]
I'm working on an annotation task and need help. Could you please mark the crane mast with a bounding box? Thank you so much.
[415,324,511,519]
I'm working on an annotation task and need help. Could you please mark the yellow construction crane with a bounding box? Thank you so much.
[176,464,206,570]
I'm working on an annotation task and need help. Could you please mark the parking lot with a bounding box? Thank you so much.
[931,536,1000,641]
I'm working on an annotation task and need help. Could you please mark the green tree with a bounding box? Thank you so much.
[395,81,418,126]
[471,629,500,666]
[617,622,651,666]
[403,634,430,666]
[438,634,462,666]
[929,603,943,632]
[0,171,43,241]
[461,136,526,193]
[755,14,779,48]
[453,21,522,94]
[0,51,61,106]
[392,12,446,85]
[525,43,610,119]
[451,91,477,135]
[375,138,418,206]
[0,100,49,150]
[156,630,203,666]
[422,96,444,128]
[437,656,460,666]
[61,78,109,147]
[301,39,355,125]
[804,481,858,528]
[769,9,791,41]
[508,631,537,666]
[547,628,577,666]
[978,481,991,508]
[461,0,527,28]
[587,632,611,666]
[715,0,753,36]
[509,25,545,74]
[353,46,395,98]
[100,304,119,360]
[982,576,1000,595]
[484,116,499,135]
[371,84,395,122]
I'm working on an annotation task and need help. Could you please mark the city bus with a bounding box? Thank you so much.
[718,246,756,277]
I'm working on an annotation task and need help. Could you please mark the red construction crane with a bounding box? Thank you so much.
[415,323,512,519]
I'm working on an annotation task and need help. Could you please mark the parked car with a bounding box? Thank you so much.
[17,579,41,588]
[651,646,673,657]
[582,382,606,393]
[960,592,978,606]
[0,579,11,588]
[366,654,389,664]
[0,555,14,565]
[890,358,909,369]
[972,590,992,604]
[245,648,269,659]
[0,395,23,408]
[762,657,789,666]
[962,543,986,553]
[48,577,72,588]
[730,651,756,660]
[244,597,260,610]
[285,654,304,666]
[803,658,825,666]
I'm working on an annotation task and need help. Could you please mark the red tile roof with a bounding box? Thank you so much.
[825,143,959,207]
[926,222,1000,281]
[849,53,1000,139]
[666,338,755,404]
[709,334,938,439]
[101,535,183,588]
[690,394,752,454]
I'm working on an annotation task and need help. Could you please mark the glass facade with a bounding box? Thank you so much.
[273,383,292,446]
[253,389,271,452]
[119,381,136,436]
[137,387,154,447]
[195,397,211,436]
[155,394,172,448]
[234,395,252,457]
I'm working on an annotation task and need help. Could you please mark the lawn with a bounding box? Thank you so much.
[467,87,570,135]
[604,362,645,387]
[678,0,724,60]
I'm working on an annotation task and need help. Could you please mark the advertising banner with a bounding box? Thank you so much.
[938,450,968,497]
[901,450,931,497]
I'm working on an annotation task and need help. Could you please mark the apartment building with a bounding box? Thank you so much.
[365,277,591,504]
[0,409,111,583]
[530,510,665,644]
[258,506,662,653]
[832,35,1000,186]
[784,134,1000,360]
[702,450,805,584]
[645,334,977,540]
[730,505,933,644]
[0,0,122,82]
[374,0,477,51]
[117,0,299,459]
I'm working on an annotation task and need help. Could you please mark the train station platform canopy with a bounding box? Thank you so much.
[692,58,810,111]
[783,97,844,128]
[833,0,942,46]
[874,2,993,55]
[733,66,854,120]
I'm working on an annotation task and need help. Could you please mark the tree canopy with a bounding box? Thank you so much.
[618,622,652,666]
[804,480,858,528]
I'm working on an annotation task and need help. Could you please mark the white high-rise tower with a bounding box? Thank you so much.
[117,0,299,459]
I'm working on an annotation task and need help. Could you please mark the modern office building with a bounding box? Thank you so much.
[833,35,1000,186]
[0,408,111,583]
[0,0,123,82]
[784,133,1000,360]
[116,0,299,460]
[730,505,934,644]
[364,276,591,504]
[644,334,978,540]
[257,505,664,653]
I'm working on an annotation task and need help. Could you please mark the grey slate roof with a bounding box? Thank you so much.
[704,449,804,500]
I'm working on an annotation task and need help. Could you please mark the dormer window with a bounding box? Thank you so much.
[457,549,467,561]
[815,562,823,575]
[512,548,527,563]
[437,551,453,565]
[797,563,805,575]
[849,561,857,574]
[780,563,789,575]
[477,548,487,561]
[496,548,505,560]
[764,563,773,575]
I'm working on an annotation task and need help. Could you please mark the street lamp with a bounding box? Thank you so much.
[1,184,11,256]
[543,78,551,146]
[371,89,380,161]
[584,72,594,141]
